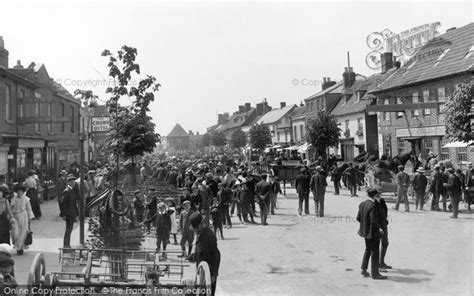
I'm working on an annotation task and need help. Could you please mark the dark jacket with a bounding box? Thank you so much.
[255,180,273,203]
[343,167,358,183]
[310,172,327,197]
[430,171,444,194]
[375,198,389,228]
[295,173,311,195]
[413,173,428,194]
[195,226,221,278]
[153,211,172,237]
[356,199,380,240]
[444,173,463,196]
[61,186,79,218]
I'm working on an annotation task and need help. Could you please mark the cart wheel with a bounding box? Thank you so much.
[26,253,47,294]
[195,261,212,296]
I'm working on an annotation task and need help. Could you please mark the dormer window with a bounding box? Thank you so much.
[464,45,474,59]
[433,48,450,67]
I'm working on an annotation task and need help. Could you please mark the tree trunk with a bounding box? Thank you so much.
[130,156,137,191]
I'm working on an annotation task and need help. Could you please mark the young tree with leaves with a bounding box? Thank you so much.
[249,123,272,151]
[211,131,227,147]
[306,112,341,161]
[442,82,473,142]
[101,46,161,188]
[201,133,212,147]
[230,128,247,149]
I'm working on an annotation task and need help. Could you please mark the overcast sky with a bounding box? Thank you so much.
[1,0,472,136]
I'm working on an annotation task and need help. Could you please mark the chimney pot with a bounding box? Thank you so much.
[280,102,286,108]
[381,52,394,73]
[0,37,4,48]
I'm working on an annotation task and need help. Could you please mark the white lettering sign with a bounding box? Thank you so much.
[91,117,110,132]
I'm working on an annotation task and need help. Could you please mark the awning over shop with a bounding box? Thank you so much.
[283,145,300,150]
[442,141,474,148]
[297,143,311,153]
[18,138,45,148]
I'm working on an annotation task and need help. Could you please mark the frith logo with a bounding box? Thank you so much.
[365,22,442,69]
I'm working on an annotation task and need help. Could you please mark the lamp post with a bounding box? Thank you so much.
[79,133,85,245]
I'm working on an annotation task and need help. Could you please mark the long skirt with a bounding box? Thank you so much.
[13,211,28,251]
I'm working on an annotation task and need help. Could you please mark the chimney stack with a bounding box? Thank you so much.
[280,102,286,108]
[342,67,356,89]
[245,102,251,112]
[322,77,337,90]
[238,105,245,113]
[0,37,9,68]
[381,52,394,73]
[14,60,23,69]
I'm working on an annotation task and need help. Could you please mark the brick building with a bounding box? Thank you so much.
[368,23,474,167]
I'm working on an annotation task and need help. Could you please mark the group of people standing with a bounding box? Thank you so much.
[394,163,473,218]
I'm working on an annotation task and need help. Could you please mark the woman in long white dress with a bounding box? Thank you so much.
[167,201,178,244]
[10,184,34,255]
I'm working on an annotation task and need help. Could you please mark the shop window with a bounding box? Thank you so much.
[412,92,419,117]
[294,126,297,141]
[277,132,280,142]
[423,90,431,115]
[383,99,390,121]
[438,87,445,113]
[440,139,449,160]
[16,149,26,178]
[396,97,403,118]
[457,147,467,162]
[397,138,405,155]
[300,125,304,141]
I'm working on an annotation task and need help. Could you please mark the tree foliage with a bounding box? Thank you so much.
[211,131,227,147]
[306,112,341,161]
[101,46,161,159]
[249,123,272,150]
[201,133,212,147]
[230,128,247,149]
[442,82,473,142]
[74,89,99,108]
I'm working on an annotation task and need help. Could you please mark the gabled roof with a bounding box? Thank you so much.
[290,105,306,119]
[304,81,344,101]
[256,105,296,125]
[219,108,255,131]
[371,23,474,93]
[167,123,189,138]
[331,72,392,116]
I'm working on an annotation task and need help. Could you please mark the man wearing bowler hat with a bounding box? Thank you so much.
[61,174,79,248]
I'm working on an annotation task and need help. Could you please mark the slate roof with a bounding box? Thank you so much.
[256,105,296,125]
[371,22,474,93]
[304,81,344,101]
[167,123,189,138]
[219,109,255,131]
[331,71,393,116]
[290,105,306,119]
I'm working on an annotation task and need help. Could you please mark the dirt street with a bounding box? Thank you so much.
[12,185,474,295]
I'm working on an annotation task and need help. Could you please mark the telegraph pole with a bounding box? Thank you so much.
[79,132,85,245]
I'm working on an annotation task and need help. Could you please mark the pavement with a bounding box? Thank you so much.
[11,184,474,295]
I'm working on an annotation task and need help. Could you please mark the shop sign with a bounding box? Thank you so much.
[91,116,110,132]
[396,126,445,138]
[366,22,441,69]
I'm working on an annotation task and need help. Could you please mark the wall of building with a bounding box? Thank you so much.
[376,73,474,168]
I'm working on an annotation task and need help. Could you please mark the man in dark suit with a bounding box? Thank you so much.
[413,168,428,210]
[295,168,311,215]
[443,168,463,219]
[430,165,443,211]
[343,163,358,197]
[189,213,221,296]
[310,166,328,217]
[374,186,392,271]
[255,174,272,225]
[61,174,79,248]
[357,188,387,280]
